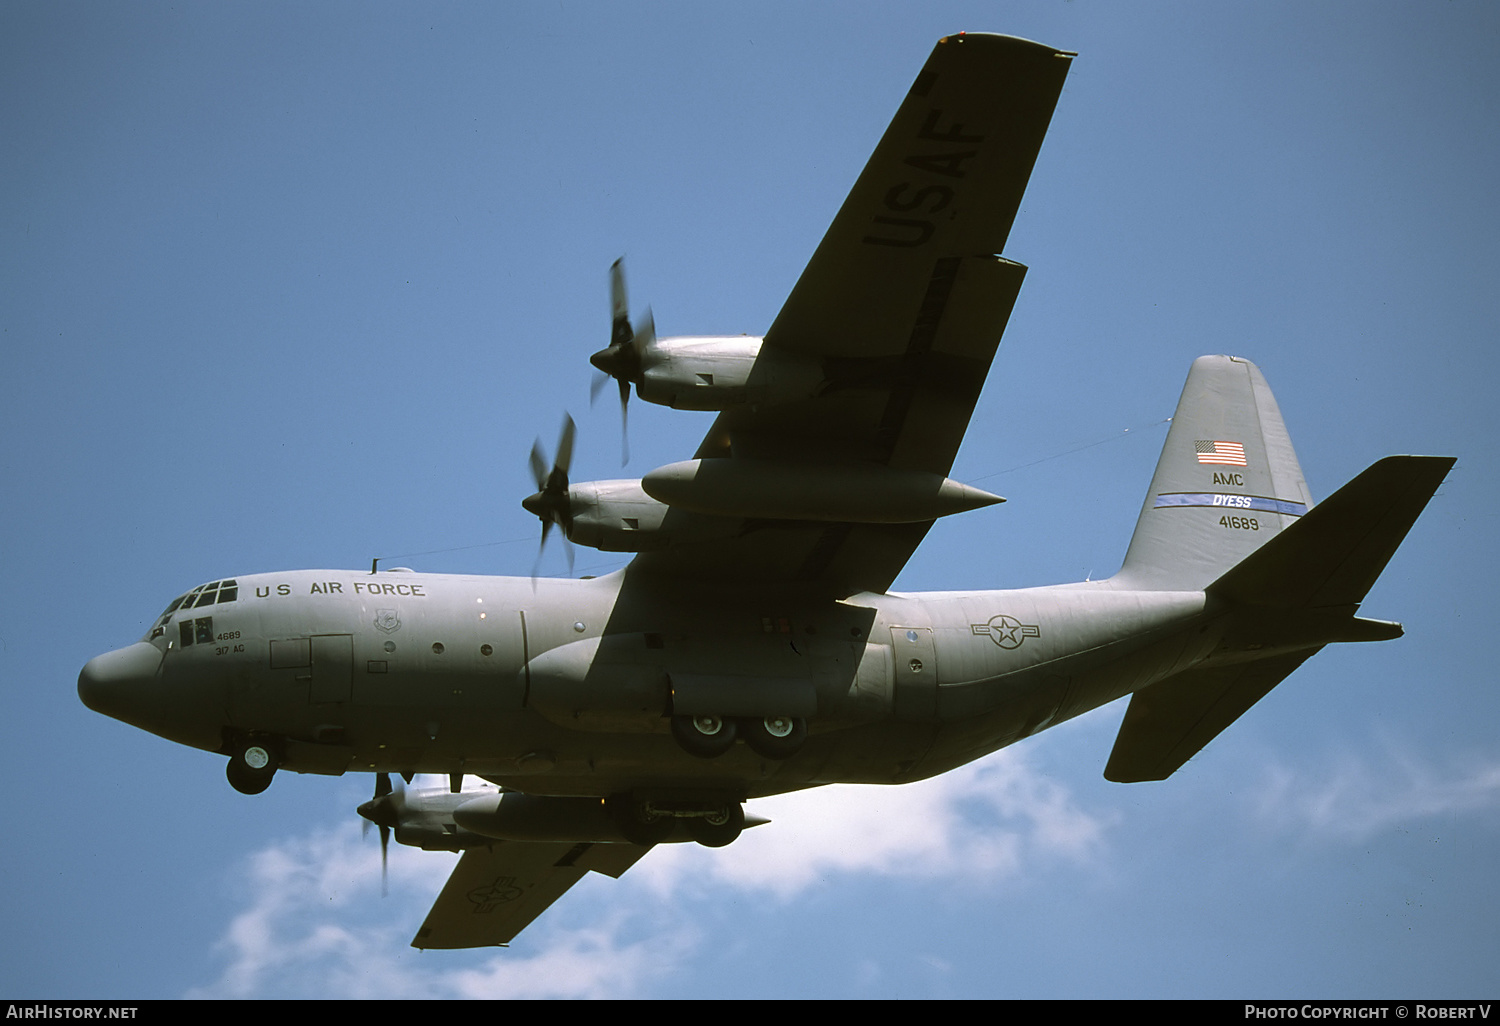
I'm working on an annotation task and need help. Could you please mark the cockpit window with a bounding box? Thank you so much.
[199,580,236,605]
[147,594,188,640]
[144,580,238,641]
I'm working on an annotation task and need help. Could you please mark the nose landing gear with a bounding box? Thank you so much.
[226,738,279,794]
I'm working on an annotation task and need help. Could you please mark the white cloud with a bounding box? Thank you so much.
[636,746,1115,900]
[438,915,697,999]
[185,815,687,999]
[185,822,440,999]
[1251,743,1500,842]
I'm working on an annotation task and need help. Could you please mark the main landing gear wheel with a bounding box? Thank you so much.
[685,802,745,848]
[742,715,807,760]
[671,714,737,759]
[226,740,278,795]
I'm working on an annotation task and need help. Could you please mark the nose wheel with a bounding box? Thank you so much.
[226,739,278,794]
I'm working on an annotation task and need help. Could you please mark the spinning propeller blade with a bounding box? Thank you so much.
[356,772,403,897]
[589,259,653,465]
[521,414,577,576]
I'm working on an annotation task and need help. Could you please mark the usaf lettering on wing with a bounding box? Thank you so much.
[863,110,984,248]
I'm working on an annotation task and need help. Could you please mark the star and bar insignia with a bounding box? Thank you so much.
[971,614,1041,650]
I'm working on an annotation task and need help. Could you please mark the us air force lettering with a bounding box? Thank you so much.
[77,34,1454,950]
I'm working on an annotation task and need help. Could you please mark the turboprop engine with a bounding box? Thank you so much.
[358,778,766,852]
[523,418,677,558]
[589,260,827,449]
[630,336,826,412]
[558,479,673,551]
[527,461,1001,557]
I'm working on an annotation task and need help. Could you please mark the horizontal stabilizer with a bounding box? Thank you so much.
[1103,649,1320,783]
[1210,455,1455,609]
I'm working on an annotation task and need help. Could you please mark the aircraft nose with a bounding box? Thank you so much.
[78,642,164,722]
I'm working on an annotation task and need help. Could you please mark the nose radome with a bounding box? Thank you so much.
[78,642,164,721]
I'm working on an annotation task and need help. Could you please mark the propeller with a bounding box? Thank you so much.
[589,258,654,465]
[521,414,577,576]
[356,772,404,897]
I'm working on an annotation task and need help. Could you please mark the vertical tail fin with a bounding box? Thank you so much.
[1114,356,1314,591]
[1103,452,1453,783]
[1103,356,1454,782]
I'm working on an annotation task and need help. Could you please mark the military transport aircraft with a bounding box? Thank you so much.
[77,33,1453,951]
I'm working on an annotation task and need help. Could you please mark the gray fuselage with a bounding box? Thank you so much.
[88,567,1215,799]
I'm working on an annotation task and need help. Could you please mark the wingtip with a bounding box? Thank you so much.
[936,31,1075,58]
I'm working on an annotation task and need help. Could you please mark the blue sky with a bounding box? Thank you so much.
[3,1,1497,999]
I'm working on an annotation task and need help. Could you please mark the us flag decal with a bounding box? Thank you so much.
[1195,440,1248,465]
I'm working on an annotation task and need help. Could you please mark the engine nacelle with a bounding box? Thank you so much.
[382,782,504,852]
[562,480,673,552]
[453,792,770,846]
[641,459,1004,524]
[454,792,638,843]
[636,336,824,411]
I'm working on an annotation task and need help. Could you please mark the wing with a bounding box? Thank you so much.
[631,35,1072,596]
[766,33,1073,361]
[410,841,650,950]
